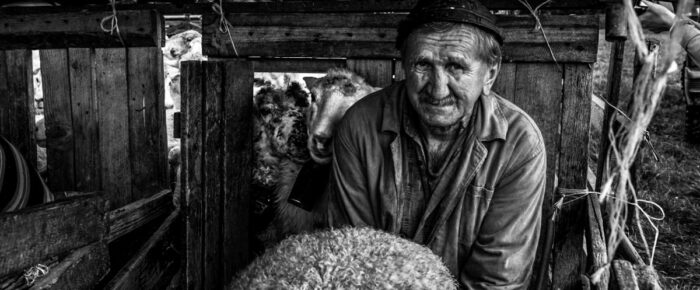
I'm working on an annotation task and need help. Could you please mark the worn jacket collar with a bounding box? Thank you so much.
[380,81,508,142]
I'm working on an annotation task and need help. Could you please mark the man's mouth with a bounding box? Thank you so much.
[420,96,456,107]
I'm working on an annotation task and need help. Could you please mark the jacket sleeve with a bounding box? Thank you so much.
[461,143,546,289]
[678,20,700,67]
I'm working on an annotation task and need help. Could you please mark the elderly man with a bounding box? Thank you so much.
[326,0,546,288]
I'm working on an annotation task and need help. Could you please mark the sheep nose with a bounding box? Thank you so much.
[313,134,331,150]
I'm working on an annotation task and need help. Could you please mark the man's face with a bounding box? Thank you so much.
[403,28,499,129]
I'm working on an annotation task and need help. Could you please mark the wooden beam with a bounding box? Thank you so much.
[346,59,394,88]
[249,58,346,73]
[29,242,111,290]
[0,10,162,49]
[203,14,599,63]
[0,194,108,278]
[106,190,174,242]
[0,49,35,167]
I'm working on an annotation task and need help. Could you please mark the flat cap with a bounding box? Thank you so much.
[396,0,504,49]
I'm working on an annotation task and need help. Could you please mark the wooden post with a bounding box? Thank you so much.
[0,49,35,167]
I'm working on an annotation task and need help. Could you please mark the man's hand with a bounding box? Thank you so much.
[639,0,676,32]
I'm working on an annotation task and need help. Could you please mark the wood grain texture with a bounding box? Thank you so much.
[203,14,598,62]
[127,47,167,199]
[612,260,639,290]
[250,58,346,73]
[69,48,101,192]
[393,60,405,82]
[40,49,76,191]
[0,10,161,49]
[0,194,108,278]
[95,48,131,209]
[346,59,394,88]
[222,60,253,285]
[492,62,516,100]
[181,60,204,290]
[104,210,180,290]
[203,61,223,290]
[0,49,35,167]
[29,242,110,290]
[106,189,174,242]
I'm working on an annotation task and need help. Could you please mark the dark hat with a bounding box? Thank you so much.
[396,0,504,49]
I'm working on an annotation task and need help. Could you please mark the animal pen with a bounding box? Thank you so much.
[0,0,662,289]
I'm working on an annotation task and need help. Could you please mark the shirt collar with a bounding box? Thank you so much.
[380,81,508,142]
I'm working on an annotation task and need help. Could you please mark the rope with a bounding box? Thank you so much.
[100,0,125,46]
[598,95,660,161]
[23,264,49,286]
[517,0,559,69]
[211,0,240,57]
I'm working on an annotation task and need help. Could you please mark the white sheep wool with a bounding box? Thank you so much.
[229,227,457,290]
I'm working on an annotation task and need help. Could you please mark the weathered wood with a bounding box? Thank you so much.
[613,260,639,290]
[0,194,108,278]
[203,14,599,63]
[393,60,405,82]
[492,62,516,99]
[69,48,101,192]
[203,61,224,290]
[605,3,628,41]
[29,242,111,290]
[181,60,204,290]
[0,49,35,167]
[250,58,346,73]
[0,10,162,49]
[95,48,131,209]
[346,59,394,88]
[41,49,75,191]
[104,210,181,290]
[106,189,174,242]
[222,60,253,285]
[587,193,610,290]
[127,47,167,199]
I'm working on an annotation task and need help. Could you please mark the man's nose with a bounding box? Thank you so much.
[429,69,450,98]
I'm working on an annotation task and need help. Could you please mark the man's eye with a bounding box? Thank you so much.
[414,61,430,70]
[446,63,464,72]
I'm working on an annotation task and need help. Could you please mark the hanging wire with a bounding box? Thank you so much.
[517,0,559,69]
[100,0,125,46]
[211,0,240,57]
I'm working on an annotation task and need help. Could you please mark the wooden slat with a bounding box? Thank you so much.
[222,60,253,285]
[95,48,132,209]
[106,189,174,242]
[104,210,180,290]
[29,242,110,290]
[127,47,167,199]
[346,59,394,88]
[0,10,162,49]
[551,64,593,289]
[0,49,35,167]
[393,59,405,82]
[41,49,76,191]
[203,61,223,290]
[203,14,599,63]
[0,194,108,277]
[612,260,639,289]
[69,48,101,192]
[492,62,516,100]
[250,58,346,73]
[182,60,204,290]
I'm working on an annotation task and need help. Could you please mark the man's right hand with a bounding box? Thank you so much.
[639,0,676,32]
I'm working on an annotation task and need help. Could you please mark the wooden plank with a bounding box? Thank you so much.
[0,10,162,49]
[0,49,36,167]
[203,61,223,290]
[106,189,174,242]
[0,194,108,278]
[104,210,181,290]
[346,59,394,88]
[612,260,639,290]
[222,60,253,285]
[41,49,76,191]
[29,242,110,290]
[127,47,167,199]
[95,48,132,209]
[250,58,346,73]
[393,59,405,82]
[492,62,516,100]
[69,48,101,192]
[181,60,204,290]
[203,14,599,63]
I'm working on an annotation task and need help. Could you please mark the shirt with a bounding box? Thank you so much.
[327,81,547,289]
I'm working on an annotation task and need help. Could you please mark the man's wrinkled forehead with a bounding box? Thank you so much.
[404,28,479,60]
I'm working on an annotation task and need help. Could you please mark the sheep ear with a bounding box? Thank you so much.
[303,77,318,89]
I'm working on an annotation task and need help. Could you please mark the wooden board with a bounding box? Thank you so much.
[29,242,111,290]
[95,48,132,209]
[104,210,180,290]
[0,194,108,278]
[41,49,76,191]
[346,59,394,88]
[551,64,593,289]
[0,49,36,167]
[0,10,162,49]
[106,189,174,242]
[492,62,516,100]
[250,58,346,73]
[127,47,167,199]
[181,60,204,290]
[222,60,253,285]
[393,60,405,82]
[69,48,101,192]
[203,14,599,63]
[203,61,224,290]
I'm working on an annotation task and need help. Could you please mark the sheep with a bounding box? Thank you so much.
[229,227,457,290]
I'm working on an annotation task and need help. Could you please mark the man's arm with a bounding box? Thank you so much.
[462,144,546,289]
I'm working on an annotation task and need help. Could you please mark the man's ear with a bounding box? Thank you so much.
[482,62,501,95]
